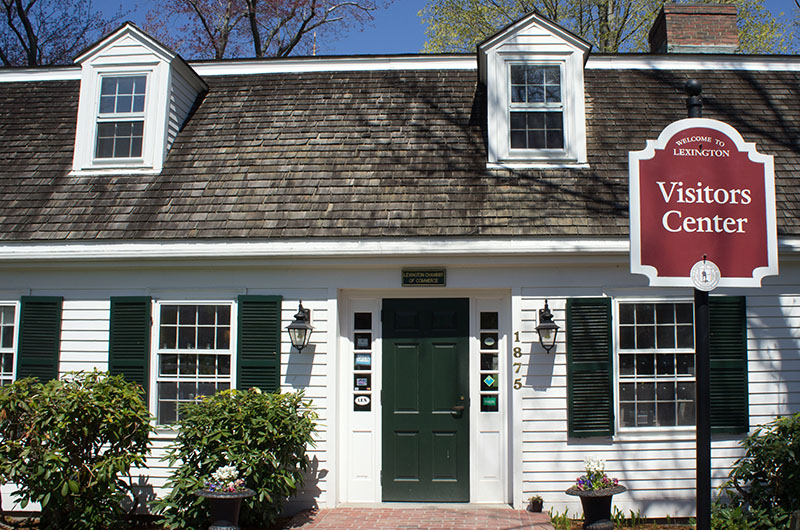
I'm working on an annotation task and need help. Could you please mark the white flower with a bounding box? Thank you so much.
[211,465,239,483]
[584,456,605,475]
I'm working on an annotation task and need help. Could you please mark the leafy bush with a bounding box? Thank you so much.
[0,371,153,529]
[155,388,317,529]
[712,412,800,530]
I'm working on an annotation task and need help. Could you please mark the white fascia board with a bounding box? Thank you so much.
[190,55,476,76]
[0,67,80,83]
[587,54,800,71]
[1,237,800,262]
[0,238,630,262]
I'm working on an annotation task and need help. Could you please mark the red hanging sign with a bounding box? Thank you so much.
[629,118,777,288]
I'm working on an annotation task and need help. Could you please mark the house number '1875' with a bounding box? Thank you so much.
[513,331,523,390]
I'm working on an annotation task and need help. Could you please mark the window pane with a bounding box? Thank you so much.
[100,96,115,113]
[656,325,675,348]
[480,312,498,329]
[178,327,196,349]
[657,402,676,426]
[619,304,634,324]
[678,401,695,425]
[2,352,12,373]
[636,304,655,324]
[198,354,216,374]
[160,327,176,349]
[354,312,372,330]
[197,327,215,349]
[510,112,526,129]
[218,305,231,324]
[527,86,544,102]
[511,86,525,103]
[159,382,177,400]
[133,94,145,112]
[636,353,654,375]
[118,77,135,94]
[677,324,694,348]
[198,306,215,325]
[544,66,560,84]
[162,305,178,324]
[160,354,178,375]
[676,354,695,375]
[619,354,635,375]
[116,95,132,113]
[179,382,196,400]
[656,353,674,374]
[620,402,635,427]
[637,382,655,400]
[158,401,177,425]
[636,402,655,426]
[179,354,197,375]
[2,326,13,349]
[528,131,545,148]
[114,137,131,158]
[179,306,196,324]
[101,78,116,95]
[526,113,544,128]
[620,327,635,349]
[657,381,675,400]
[619,382,635,401]
[636,325,654,349]
[510,131,526,149]
[546,130,563,149]
[545,85,560,103]
[216,327,230,349]
[198,381,216,397]
[510,65,525,84]
[656,304,675,323]
[218,355,230,375]
[677,381,695,400]
[675,303,693,323]
[481,353,498,370]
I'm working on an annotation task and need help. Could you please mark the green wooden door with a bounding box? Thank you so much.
[382,298,470,502]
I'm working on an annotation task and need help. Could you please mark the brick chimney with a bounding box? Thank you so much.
[649,3,739,54]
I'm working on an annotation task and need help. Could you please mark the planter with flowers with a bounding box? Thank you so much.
[565,457,626,530]
[196,464,255,530]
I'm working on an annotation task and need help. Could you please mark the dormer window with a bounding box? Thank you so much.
[96,75,147,159]
[478,12,590,169]
[71,23,207,175]
[509,64,563,150]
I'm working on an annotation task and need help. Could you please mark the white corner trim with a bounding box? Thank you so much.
[190,55,477,76]
[0,238,630,262]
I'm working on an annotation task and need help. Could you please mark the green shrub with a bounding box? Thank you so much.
[713,412,800,530]
[155,388,317,529]
[0,371,153,530]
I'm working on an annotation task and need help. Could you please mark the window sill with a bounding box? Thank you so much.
[69,166,161,176]
[613,427,696,442]
[487,161,589,170]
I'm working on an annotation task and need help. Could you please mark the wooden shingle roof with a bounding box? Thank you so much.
[0,63,798,241]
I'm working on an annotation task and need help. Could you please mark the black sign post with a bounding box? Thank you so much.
[686,79,711,530]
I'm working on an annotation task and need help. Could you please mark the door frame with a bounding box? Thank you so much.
[336,290,511,505]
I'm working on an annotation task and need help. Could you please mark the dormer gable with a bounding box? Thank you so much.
[479,12,591,168]
[71,23,207,175]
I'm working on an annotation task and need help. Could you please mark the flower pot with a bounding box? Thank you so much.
[527,497,543,512]
[565,485,626,530]
[196,488,256,530]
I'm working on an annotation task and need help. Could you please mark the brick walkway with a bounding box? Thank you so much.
[279,506,554,530]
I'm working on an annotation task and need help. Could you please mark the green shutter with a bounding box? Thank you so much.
[237,295,282,393]
[109,297,152,398]
[709,296,748,434]
[17,296,63,383]
[567,298,613,437]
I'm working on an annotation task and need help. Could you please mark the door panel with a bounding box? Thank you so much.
[382,298,469,502]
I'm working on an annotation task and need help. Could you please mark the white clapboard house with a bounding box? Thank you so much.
[0,3,798,518]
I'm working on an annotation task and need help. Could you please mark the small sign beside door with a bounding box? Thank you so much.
[402,269,446,286]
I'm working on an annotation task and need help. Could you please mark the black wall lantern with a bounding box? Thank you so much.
[287,301,313,352]
[536,299,559,353]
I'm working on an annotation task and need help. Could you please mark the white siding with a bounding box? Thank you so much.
[167,72,201,151]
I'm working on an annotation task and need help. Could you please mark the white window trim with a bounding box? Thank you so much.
[487,52,588,168]
[612,297,698,438]
[149,299,238,426]
[72,62,168,175]
[0,301,20,385]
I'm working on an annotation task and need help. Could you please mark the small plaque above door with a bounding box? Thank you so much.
[402,269,446,287]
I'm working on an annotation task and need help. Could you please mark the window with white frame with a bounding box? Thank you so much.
[0,305,15,386]
[95,75,147,159]
[155,303,232,424]
[509,64,564,150]
[617,301,695,428]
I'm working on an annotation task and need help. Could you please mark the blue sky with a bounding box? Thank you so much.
[96,0,794,56]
